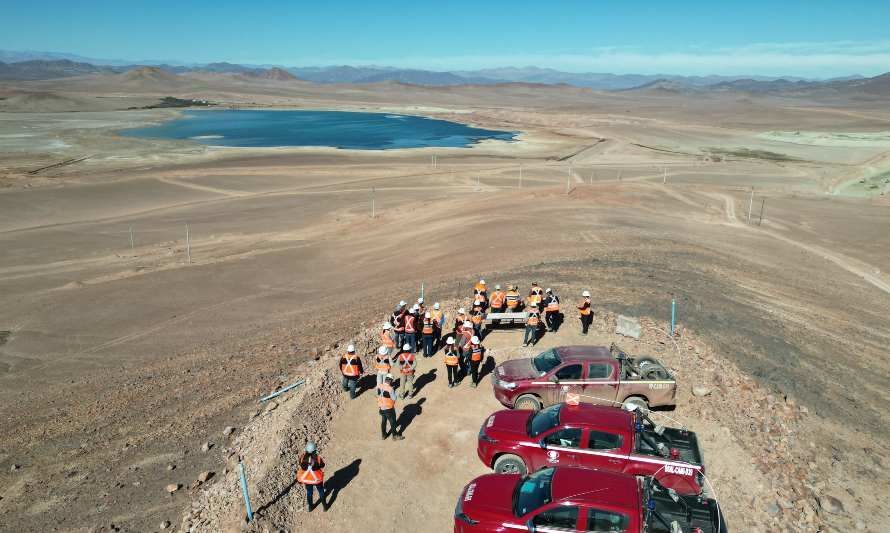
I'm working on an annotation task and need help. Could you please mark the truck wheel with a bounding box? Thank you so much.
[622,396,649,412]
[514,394,542,411]
[641,365,670,380]
[493,454,528,475]
[636,357,660,367]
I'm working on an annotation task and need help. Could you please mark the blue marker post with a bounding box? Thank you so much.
[670,298,676,337]
[239,461,254,522]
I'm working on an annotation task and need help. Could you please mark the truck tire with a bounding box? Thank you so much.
[622,396,649,412]
[636,356,660,367]
[514,394,542,411]
[641,365,670,380]
[493,454,528,475]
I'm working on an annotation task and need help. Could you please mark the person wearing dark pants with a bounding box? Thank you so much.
[467,336,485,387]
[443,337,460,387]
[523,304,541,346]
[297,441,326,512]
[578,290,593,335]
[339,344,363,400]
[421,312,435,357]
[376,375,404,440]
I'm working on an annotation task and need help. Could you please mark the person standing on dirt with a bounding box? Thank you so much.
[470,300,485,338]
[527,282,543,308]
[377,374,404,440]
[380,322,397,357]
[403,305,418,353]
[489,284,506,313]
[430,302,445,349]
[391,305,406,350]
[339,344,364,400]
[543,288,561,332]
[505,285,522,311]
[578,290,593,335]
[524,303,541,346]
[374,345,393,386]
[297,441,327,512]
[421,311,436,357]
[443,337,460,387]
[453,307,467,333]
[397,343,417,399]
[467,336,486,387]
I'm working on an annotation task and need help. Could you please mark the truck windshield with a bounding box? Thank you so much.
[527,404,561,437]
[532,349,561,374]
[513,467,554,517]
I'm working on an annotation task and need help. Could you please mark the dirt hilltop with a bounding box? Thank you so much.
[0,74,888,532]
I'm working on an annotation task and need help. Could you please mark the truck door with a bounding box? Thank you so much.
[538,427,583,469]
[579,429,628,474]
[546,363,584,405]
[582,362,620,407]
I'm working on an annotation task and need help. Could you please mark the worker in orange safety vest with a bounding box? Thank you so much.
[524,303,541,347]
[543,287,561,332]
[374,345,392,386]
[578,290,593,335]
[421,312,436,357]
[377,374,404,440]
[430,302,446,349]
[467,336,486,388]
[403,306,418,353]
[453,307,467,333]
[505,285,521,310]
[380,322,397,357]
[443,337,460,387]
[470,300,485,337]
[489,284,506,313]
[339,344,364,400]
[296,441,326,511]
[397,343,417,399]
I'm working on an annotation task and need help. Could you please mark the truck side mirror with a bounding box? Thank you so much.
[549,374,558,383]
[526,520,536,532]
[539,440,547,449]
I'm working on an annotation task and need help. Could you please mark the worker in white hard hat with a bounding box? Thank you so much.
[376,373,403,441]
[453,307,467,332]
[381,321,397,357]
[421,311,436,357]
[297,441,327,511]
[416,297,426,317]
[443,337,460,387]
[542,287,562,332]
[524,303,542,347]
[489,284,507,313]
[430,302,445,349]
[403,305,418,353]
[578,290,593,335]
[391,305,406,349]
[467,335,486,387]
[375,345,393,386]
[457,320,474,376]
[397,343,417,399]
[339,344,364,399]
[470,299,485,337]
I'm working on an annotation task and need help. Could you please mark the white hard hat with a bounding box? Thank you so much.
[378,346,389,355]
[474,300,482,306]
[402,343,412,351]
[412,304,419,311]
[545,288,552,293]
[446,337,455,345]
[385,373,394,381]
[458,307,465,314]
[425,311,431,318]
[582,290,591,297]
[305,441,317,453]
[417,297,424,304]
[471,336,480,344]
[463,321,472,328]
[433,302,440,310]
[479,279,486,284]
[399,300,407,307]
[383,322,392,330]
[495,284,501,290]
[530,303,538,308]
[347,344,355,353]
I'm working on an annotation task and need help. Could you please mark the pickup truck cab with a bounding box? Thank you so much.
[454,467,726,533]
[492,345,676,411]
[478,403,705,495]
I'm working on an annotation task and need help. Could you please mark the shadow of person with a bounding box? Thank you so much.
[324,458,362,509]
[479,355,496,381]
[356,374,376,397]
[412,368,437,396]
[397,397,426,436]
[255,477,297,515]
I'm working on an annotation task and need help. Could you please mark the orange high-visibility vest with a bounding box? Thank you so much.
[546,299,560,312]
[469,344,484,362]
[431,309,444,325]
[377,383,395,409]
[474,282,486,292]
[381,330,395,348]
[490,291,506,308]
[527,312,540,326]
[506,291,520,308]
[528,294,542,306]
[578,298,592,316]
[444,349,459,366]
[422,319,434,335]
[375,354,391,373]
[296,454,324,485]
[404,314,416,333]
[471,313,483,325]
[341,354,361,377]
[459,329,472,346]
[398,352,416,375]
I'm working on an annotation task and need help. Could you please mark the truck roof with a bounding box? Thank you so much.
[553,345,613,361]
[551,467,640,509]
[560,403,634,431]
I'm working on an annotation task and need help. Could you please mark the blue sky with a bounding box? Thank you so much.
[3,1,890,77]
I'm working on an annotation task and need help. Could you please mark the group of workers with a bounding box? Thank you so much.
[304,280,596,512]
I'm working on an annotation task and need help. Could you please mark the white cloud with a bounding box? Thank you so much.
[290,41,890,78]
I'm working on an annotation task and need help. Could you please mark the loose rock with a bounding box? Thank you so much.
[265,401,279,413]
[10,464,20,472]
[692,385,712,397]
[165,483,180,494]
[160,520,171,529]
[223,426,236,436]
[818,494,844,514]
[201,442,213,452]
[198,471,214,483]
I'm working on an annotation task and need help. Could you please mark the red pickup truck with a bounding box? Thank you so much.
[454,466,726,533]
[477,403,705,495]
[491,345,676,412]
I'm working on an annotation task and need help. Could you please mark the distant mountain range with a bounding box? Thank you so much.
[0,49,886,96]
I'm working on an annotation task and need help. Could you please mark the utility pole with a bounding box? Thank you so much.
[663,167,667,184]
[758,198,765,226]
[519,164,523,189]
[371,187,376,218]
[186,224,191,264]
[747,187,754,224]
[128,225,134,252]
[590,170,594,184]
